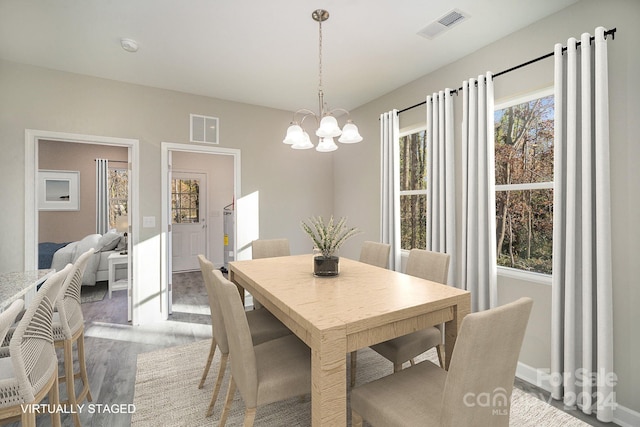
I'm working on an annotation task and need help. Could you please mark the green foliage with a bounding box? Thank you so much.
[301,216,361,258]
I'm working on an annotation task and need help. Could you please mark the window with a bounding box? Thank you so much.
[494,89,554,275]
[108,168,128,229]
[399,128,427,250]
[172,178,200,223]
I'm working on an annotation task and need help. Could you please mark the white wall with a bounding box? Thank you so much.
[335,0,640,418]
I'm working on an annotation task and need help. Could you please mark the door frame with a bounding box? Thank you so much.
[160,142,241,320]
[25,129,140,322]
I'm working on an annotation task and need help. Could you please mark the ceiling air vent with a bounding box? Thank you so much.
[418,9,469,40]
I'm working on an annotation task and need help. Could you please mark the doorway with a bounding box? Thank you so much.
[160,143,240,320]
[25,129,139,323]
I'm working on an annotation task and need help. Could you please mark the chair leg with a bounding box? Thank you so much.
[76,331,92,403]
[243,407,257,427]
[409,358,415,367]
[21,412,36,427]
[50,369,62,427]
[219,376,236,427]
[206,352,229,417]
[199,338,218,389]
[352,409,363,427]
[436,344,445,368]
[350,351,357,387]
[393,361,403,373]
[63,339,82,427]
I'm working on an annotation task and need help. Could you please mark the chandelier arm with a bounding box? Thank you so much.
[325,107,351,118]
[293,109,320,127]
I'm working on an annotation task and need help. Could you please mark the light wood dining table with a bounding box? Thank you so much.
[229,254,471,427]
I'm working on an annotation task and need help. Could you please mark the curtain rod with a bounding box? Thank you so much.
[398,27,617,115]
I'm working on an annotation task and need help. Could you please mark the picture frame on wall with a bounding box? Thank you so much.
[38,170,80,211]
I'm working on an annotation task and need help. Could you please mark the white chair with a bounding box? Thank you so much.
[251,238,290,309]
[215,270,311,427]
[350,241,391,386]
[368,249,450,375]
[52,248,95,426]
[0,300,24,357]
[197,255,291,417]
[0,264,72,427]
[351,297,534,427]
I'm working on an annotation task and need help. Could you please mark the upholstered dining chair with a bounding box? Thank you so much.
[214,270,311,427]
[351,297,534,427]
[350,241,391,386]
[196,255,291,417]
[0,264,72,427]
[52,248,94,427]
[251,238,290,309]
[370,249,450,371]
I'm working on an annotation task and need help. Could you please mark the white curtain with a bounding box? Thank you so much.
[96,158,109,234]
[551,27,614,422]
[460,73,497,311]
[426,90,456,285]
[380,110,401,271]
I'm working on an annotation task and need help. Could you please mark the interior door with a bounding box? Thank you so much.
[171,172,207,272]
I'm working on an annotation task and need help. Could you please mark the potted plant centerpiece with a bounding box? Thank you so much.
[301,216,361,277]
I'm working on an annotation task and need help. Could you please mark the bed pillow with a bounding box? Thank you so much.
[98,231,121,252]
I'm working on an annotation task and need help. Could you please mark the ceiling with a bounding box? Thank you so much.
[0,0,578,113]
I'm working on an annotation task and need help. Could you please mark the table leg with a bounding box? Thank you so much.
[444,297,471,370]
[311,328,347,426]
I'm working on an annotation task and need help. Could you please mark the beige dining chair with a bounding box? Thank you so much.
[0,264,72,427]
[350,241,391,386]
[196,255,291,417]
[0,300,24,358]
[251,238,290,309]
[351,297,533,427]
[52,248,94,427]
[368,249,450,378]
[215,269,311,427]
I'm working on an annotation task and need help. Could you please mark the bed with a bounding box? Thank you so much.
[43,232,127,286]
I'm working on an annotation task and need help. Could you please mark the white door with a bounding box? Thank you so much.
[171,172,207,272]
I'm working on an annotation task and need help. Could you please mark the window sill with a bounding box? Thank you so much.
[497,266,552,285]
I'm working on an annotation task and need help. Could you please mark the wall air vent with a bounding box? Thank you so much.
[190,114,219,144]
[418,9,469,40]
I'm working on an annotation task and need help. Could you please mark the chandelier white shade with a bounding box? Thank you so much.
[283,9,362,152]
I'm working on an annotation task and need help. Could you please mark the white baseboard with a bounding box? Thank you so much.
[516,362,640,427]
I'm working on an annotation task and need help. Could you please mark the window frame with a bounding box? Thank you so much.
[398,125,428,253]
[494,86,554,282]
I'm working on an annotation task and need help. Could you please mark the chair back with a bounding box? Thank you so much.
[359,241,391,269]
[197,255,229,354]
[8,264,72,404]
[213,270,259,407]
[405,249,450,284]
[0,300,24,347]
[440,297,533,427]
[251,239,290,259]
[56,248,94,338]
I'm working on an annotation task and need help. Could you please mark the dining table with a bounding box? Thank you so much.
[0,269,53,312]
[229,254,471,427]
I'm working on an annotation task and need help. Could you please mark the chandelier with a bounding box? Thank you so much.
[283,9,362,152]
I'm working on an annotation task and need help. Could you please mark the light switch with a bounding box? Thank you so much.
[143,216,156,228]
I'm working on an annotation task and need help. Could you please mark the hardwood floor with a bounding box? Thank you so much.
[5,270,616,426]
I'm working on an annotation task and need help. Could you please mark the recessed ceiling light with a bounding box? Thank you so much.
[120,38,139,53]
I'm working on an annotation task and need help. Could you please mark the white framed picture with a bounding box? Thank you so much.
[38,170,80,211]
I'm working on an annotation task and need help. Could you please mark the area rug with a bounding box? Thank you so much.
[80,281,107,304]
[132,340,589,427]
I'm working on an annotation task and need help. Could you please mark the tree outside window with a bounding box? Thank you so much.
[494,89,554,274]
[172,178,200,224]
[399,129,427,250]
[109,168,128,229]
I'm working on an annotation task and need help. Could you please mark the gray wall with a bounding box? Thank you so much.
[336,0,639,416]
[0,58,335,320]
